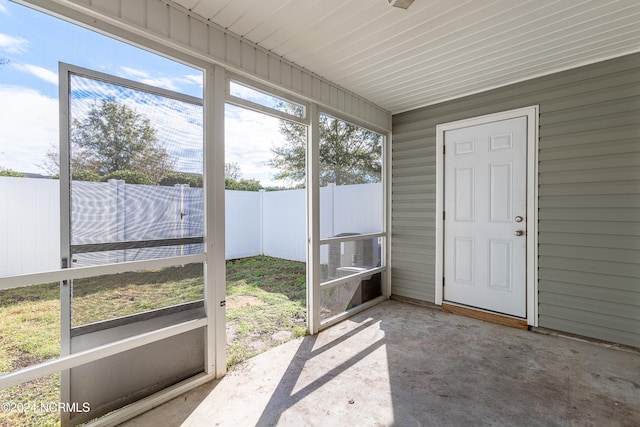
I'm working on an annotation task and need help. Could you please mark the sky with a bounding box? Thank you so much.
[0,0,290,187]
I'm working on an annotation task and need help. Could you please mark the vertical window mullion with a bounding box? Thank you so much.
[307,103,321,335]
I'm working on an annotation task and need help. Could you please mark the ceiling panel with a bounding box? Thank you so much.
[173,0,640,114]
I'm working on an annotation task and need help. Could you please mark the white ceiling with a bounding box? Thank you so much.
[172,0,640,114]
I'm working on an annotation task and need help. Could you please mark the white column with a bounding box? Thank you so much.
[204,64,227,378]
[307,104,320,335]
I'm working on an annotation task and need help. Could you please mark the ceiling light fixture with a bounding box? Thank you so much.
[388,0,415,9]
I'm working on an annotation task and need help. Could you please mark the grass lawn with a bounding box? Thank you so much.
[0,256,306,427]
[226,256,307,367]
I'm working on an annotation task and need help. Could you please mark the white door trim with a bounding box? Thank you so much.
[435,106,539,326]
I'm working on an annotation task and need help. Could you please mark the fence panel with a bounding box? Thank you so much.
[262,189,306,262]
[0,176,60,277]
[72,181,205,266]
[1,177,384,276]
[225,190,262,259]
[333,183,384,235]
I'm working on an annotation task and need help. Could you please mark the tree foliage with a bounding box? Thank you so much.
[69,98,173,184]
[0,169,25,178]
[102,170,154,185]
[159,172,203,188]
[269,108,382,187]
[71,170,101,182]
[157,173,264,191]
[225,162,241,179]
[225,177,263,191]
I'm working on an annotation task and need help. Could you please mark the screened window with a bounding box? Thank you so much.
[228,80,306,123]
[67,71,204,267]
[317,113,385,322]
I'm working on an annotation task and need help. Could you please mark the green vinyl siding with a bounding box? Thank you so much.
[391,52,640,347]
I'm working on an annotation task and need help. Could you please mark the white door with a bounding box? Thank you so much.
[444,116,527,317]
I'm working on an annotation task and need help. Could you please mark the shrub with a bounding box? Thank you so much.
[159,172,203,188]
[72,170,102,182]
[225,177,262,191]
[102,170,154,185]
[0,169,26,178]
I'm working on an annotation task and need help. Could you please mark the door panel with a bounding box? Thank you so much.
[444,116,527,318]
[59,63,206,426]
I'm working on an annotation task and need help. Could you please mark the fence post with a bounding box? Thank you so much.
[328,182,336,237]
[259,189,265,256]
[109,179,126,263]
[176,184,189,257]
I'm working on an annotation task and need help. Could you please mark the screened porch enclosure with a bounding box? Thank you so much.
[2,0,640,426]
[0,3,390,422]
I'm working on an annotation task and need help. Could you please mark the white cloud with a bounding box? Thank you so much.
[140,76,180,91]
[120,66,149,79]
[0,33,28,54]
[68,76,204,174]
[0,1,7,14]
[0,85,58,174]
[183,74,203,87]
[119,66,204,94]
[12,63,58,85]
[0,82,292,183]
[119,66,180,91]
[225,105,292,188]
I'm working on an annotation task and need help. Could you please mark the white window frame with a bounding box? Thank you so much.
[0,62,228,400]
[311,109,390,332]
[226,73,310,126]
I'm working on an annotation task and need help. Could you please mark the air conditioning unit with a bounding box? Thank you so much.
[328,233,382,306]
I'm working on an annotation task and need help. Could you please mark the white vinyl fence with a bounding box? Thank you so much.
[0,177,61,277]
[0,176,382,277]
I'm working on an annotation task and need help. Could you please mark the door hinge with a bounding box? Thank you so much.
[443,211,445,220]
[442,277,445,287]
[443,145,446,155]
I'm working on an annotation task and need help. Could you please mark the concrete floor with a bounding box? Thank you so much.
[122,300,640,427]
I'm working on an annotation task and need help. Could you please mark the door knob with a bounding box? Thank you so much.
[515,216,523,222]
[514,230,524,236]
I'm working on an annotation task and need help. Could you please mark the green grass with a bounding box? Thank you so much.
[72,263,204,326]
[0,283,61,427]
[225,256,307,367]
[0,256,306,427]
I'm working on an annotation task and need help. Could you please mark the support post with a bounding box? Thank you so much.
[307,104,320,335]
[204,64,226,378]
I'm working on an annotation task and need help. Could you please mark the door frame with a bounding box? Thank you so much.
[435,106,539,326]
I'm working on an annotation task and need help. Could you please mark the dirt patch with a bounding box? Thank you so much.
[6,345,45,370]
[226,295,264,309]
[271,330,293,341]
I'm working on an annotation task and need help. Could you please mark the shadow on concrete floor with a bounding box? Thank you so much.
[122,300,640,426]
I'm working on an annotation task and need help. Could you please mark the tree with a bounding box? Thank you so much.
[269,108,382,186]
[55,98,173,184]
[225,162,241,179]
